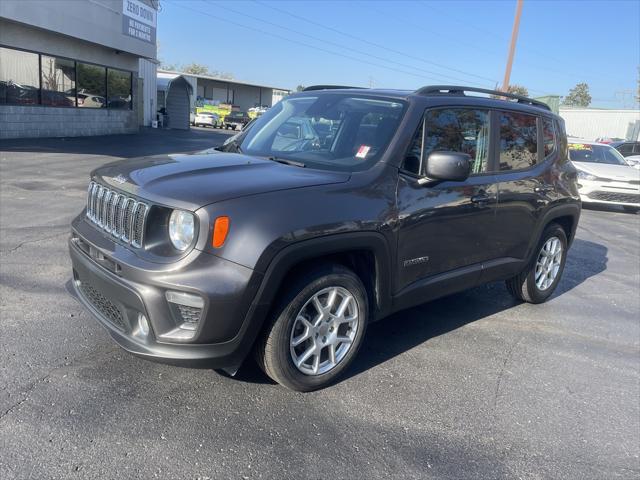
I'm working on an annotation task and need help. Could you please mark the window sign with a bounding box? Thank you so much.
[122,0,157,44]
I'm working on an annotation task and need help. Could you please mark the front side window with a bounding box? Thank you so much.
[499,111,538,171]
[235,94,405,171]
[107,68,132,109]
[41,55,76,107]
[403,108,490,176]
[0,47,40,105]
[77,63,106,108]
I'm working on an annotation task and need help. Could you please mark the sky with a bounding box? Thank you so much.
[157,0,640,108]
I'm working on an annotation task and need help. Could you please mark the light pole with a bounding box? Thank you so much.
[502,0,524,93]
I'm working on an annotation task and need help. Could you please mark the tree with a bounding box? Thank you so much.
[505,84,528,97]
[296,84,305,92]
[181,62,210,76]
[562,82,592,107]
[491,84,529,99]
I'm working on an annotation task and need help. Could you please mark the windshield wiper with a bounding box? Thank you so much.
[216,136,242,153]
[268,156,306,168]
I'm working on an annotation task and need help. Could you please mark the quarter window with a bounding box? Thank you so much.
[499,111,538,171]
[542,117,556,157]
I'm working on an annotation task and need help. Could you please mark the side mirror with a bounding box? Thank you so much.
[423,151,471,182]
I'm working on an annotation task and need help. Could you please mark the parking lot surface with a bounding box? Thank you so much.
[1,130,639,479]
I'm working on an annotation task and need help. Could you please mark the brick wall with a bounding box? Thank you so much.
[0,105,139,139]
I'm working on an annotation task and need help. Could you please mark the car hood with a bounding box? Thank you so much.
[92,151,350,211]
[571,161,640,181]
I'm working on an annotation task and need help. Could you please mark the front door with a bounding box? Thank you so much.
[395,107,501,293]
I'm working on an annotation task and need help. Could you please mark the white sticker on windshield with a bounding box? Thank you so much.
[356,145,371,159]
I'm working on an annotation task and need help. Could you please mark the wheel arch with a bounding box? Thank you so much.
[255,232,393,321]
[527,202,580,260]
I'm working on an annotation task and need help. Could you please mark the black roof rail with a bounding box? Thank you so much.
[416,85,551,111]
[302,85,364,92]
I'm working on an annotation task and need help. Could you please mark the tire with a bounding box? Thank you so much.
[623,206,639,214]
[256,264,368,392]
[506,223,568,304]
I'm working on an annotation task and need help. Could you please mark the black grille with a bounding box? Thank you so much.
[588,191,640,204]
[86,181,149,248]
[78,280,126,330]
[176,304,202,324]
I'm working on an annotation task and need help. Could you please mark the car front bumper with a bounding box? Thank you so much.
[68,214,266,370]
[577,179,640,207]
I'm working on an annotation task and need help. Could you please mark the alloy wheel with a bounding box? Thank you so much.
[289,286,359,375]
[535,236,563,291]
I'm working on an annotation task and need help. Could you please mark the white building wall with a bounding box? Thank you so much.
[0,0,156,59]
[138,58,157,126]
[560,108,640,141]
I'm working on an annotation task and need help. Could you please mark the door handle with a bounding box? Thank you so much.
[534,184,554,194]
[471,193,495,204]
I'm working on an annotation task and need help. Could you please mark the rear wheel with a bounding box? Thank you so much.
[506,223,568,304]
[256,264,368,392]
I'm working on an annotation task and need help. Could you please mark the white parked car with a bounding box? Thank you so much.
[624,155,640,169]
[192,111,220,128]
[568,140,640,213]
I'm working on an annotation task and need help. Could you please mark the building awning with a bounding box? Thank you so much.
[157,72,193,94]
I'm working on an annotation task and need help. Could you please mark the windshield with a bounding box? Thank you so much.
[228,112,245,117]
[235,94,406,171]
[568,143,628,166]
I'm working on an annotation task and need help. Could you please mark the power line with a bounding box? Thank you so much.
[420,1,618,84]
[202,0,495,87]
[251,0,500,85]
[165,0,492,87]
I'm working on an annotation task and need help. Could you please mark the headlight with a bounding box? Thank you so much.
[577,170,597,181]
[169,210,195,251]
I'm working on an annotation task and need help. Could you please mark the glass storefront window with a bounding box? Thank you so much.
[41,55,76,107]
[0,47,132,109]
[0,47,40,105]
[107,69,132,109]
[77,63,106,108]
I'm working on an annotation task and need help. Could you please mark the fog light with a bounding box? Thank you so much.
[160,291,204,341]
[137,313,150,337]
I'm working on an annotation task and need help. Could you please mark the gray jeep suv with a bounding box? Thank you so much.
[68,86,581,391]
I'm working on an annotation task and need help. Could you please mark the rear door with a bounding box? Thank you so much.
[490,111,556,272]
[395,107,500,292]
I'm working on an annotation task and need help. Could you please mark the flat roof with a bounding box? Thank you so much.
[157,70,290,92]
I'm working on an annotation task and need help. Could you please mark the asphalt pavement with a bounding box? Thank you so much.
[1,129,639,479]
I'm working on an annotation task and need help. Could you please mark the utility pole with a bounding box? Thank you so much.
[501,0,524,92]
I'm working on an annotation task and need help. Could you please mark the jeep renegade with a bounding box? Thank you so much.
[68,85,581,391]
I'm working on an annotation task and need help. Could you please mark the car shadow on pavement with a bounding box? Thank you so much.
[343,238,608,381]
[0,128,234,158]
[234,238,608,386]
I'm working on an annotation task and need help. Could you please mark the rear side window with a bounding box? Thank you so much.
[542,117,556,157]
[498,111,538,171]
[404,108,491,176]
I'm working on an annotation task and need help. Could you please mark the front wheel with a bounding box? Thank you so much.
[506,223,568,304]
[256,264,368,392]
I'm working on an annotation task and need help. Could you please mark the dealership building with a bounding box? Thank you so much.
[0,0,159,139]
[156,69,290,130]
